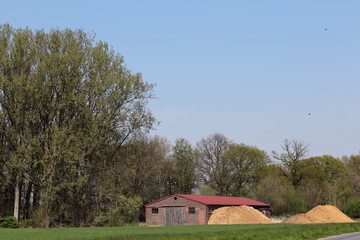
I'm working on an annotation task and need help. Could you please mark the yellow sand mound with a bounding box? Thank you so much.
[282,205,355,224]
[306,205,355,223]
[208,206,272,224]
[281,213,319,224]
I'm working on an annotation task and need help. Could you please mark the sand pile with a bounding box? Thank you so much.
[208,206,272,224]
[281,213,319,224]
[306,205,355,223]
[282,205,355,224]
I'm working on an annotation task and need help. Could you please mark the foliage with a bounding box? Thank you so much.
[344,198,360,219]
[0,24,155,226]
[224,143,270,196]
[116,195,143,223]
[95,195,143,227]
[346,155,360,197]
[113,135,173,204]
[31,204,52,228]
[171,138,198,194]
[298,155,352,209]
[0,217,19,228]
[253,174,306,215]
[199,185,217,196]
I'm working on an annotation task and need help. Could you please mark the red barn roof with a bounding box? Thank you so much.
[145,194,269,207]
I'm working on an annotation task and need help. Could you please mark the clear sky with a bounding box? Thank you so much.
[1,0,360,158]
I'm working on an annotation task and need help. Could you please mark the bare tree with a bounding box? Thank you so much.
[272,139,309,187]
[196,133,232,195]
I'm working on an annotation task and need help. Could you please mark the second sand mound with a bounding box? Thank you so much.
[282,205,355,224]
[208,205,272,224]
[306,205,355,223]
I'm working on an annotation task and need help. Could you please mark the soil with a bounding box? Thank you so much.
[282,205,355,224]
[208,206,273,224]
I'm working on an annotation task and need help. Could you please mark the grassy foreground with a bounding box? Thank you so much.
[0,223,359,240]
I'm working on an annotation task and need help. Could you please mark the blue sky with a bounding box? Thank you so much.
[1,0,360,158]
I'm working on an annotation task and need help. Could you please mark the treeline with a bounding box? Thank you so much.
[2,131,360,226]
[0,25,359,227]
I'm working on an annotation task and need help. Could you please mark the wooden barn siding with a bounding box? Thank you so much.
[145,196,207,226]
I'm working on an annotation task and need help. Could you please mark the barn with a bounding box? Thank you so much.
[145,194,270,226]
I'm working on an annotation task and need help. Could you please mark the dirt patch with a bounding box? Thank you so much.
[282,205,355,224]
[208,206,273,224]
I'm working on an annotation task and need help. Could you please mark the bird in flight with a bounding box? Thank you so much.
[324,28,328,31]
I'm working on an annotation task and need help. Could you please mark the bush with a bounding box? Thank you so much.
[0,216,19,228]
[344,198,360,219]
[20,219,37,228]
[94,195,143,227]
[29,205,51,228]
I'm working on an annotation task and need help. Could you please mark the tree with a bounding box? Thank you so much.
[253,175,306,215]
[224,144,269,196]
[0,24,156,225]
[114,134,172,201]
[344,198,360,219]
[346,155,360,197]
[196,133,231,195]
[272,139,309,187]
[172,138,197,194]
[288,155,351,210]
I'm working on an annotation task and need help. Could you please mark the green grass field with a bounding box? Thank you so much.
[1,223,359,240]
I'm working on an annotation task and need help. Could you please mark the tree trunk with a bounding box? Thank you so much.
[13,176,20,220]
[24,181,33,220]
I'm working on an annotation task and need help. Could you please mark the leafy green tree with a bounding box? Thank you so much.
[94,195,142,226]
[172,138,197,194]
[0,24,155,225]
[224,144,269,196]
[299,155,351,208]
[343,198,360,219]
[199,185,217,196]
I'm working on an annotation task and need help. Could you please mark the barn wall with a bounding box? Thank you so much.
[145,196,207,226]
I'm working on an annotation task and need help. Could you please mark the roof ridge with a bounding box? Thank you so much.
[145,194,269,207]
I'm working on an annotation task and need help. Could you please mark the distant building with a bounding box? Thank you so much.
[145,194,270,226]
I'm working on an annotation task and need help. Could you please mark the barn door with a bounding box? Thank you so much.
[164,207,185,225]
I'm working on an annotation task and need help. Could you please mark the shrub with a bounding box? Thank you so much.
[0,216,19,228]
[20,219,37,228]
[94,195,143,227]
[344,198,360,219]
[31,204,52,228]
